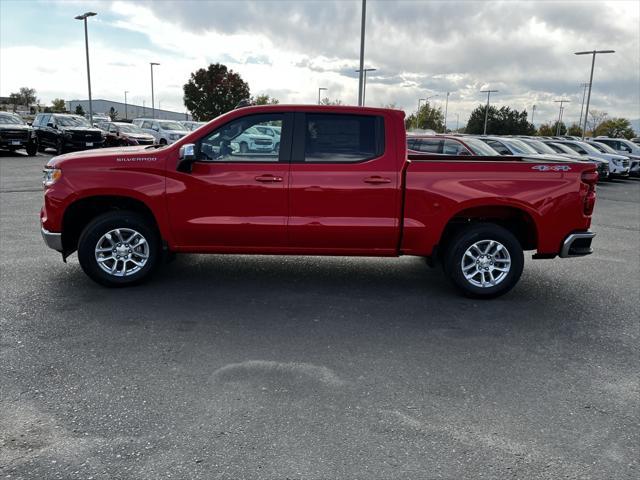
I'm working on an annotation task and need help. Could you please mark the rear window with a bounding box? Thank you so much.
[304,114,384,162]
[410,138,443,153]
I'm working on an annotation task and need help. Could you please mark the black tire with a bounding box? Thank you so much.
[443,223,524,299]
[77,211,161,287]
[55,137,64,155]
[159,138,167,145]
[26,142,38,156]
[239,142,248,153]
[273,142,280,152]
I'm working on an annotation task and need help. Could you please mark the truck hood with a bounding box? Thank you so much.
[48,145,163,167]
[0,123,31,130]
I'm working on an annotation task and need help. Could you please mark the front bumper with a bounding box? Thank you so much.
[559,231,595,258]
[41,227,62,252]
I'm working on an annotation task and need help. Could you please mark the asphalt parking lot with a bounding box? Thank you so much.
[1,150,638,479]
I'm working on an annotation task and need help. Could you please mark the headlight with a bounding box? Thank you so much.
[43,168,62,188]
[169,133,180,140]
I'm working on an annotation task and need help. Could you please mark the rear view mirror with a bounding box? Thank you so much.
[177,143,196,173]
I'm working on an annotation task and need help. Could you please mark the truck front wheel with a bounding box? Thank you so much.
[77,212,160,287]
[444,223,524,299]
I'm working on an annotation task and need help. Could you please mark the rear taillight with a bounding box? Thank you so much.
[582,169,598,215]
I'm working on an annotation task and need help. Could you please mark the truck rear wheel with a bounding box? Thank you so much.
[77,212,160,287]
[444,223,524,299]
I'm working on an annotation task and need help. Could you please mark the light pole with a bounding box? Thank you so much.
[455,113,459,132]
[480,89,498,135]
[124,90,129,120]
[578,82,590,136]
[318,87,327,104]
[575,49,614,138]
[554,99,570,135]
[443,91,450,133]
[531,104,536,126]
[357,0,367,106]
[150,62,160,119]
[415,98,426,129]
[74,11,97,125]
[355,68,376,105]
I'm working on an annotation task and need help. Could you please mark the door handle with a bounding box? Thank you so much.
[363,176,391,184]
[255,174,283,183]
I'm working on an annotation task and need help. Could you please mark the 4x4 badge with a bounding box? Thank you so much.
[532,165,572,172]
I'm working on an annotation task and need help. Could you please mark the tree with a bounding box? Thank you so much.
[319,97,343,105]
[75,105,85,116]
[567,123,582,136]
[594,118,635,139]
[537,123,555,136]
[253,94,279,105]
[51,98,66,113]
[183,63,250,121]
[465,105,534,135]
[108,106,119,121]
[586,110,608,136]
[405,101,444,131]
[550,121,567,136]
[8,87,38,109]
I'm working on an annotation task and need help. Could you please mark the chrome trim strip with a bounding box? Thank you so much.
[560,232,596,258]
[41,227,63,252]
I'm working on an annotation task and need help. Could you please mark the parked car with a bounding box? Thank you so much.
[476,136,549,157]
[553,140,630,177]
[230,126,274,153]
[587,140,639,176]
[88,114,111,127]
[591,137,640,176]
[101,122,156,147]
[132,118,188,145]
[0,111,38,156]
[253,124,282,152]
[407,134,500,156]
[520,138,609,180]
[33,113,104,154]
[180,121,206,131]
[41,105,598,298]
[630,137,640,145]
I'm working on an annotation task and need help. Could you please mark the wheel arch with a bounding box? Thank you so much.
[61,195,163,258]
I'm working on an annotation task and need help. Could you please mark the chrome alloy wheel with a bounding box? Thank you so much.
[461,239,511,288]
[94,228,149,277]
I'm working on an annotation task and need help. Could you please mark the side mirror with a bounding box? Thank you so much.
[47,122,55,128]
[177,143,197,172]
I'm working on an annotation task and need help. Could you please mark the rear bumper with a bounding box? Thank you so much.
[41,227,62,252]
[559,231,595,258]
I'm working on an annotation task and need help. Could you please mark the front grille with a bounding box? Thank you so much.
[136,139,154,145]
[254,139,271,146]
[72,131,102,142]
[1,130,29,141]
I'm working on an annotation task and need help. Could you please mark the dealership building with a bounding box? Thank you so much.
[66,99,191,121]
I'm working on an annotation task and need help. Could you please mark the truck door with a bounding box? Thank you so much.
[287,112,400,253]
[166,112,292,250]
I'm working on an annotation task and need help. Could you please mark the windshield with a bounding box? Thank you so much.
[0,113,24,125]
[548,142,576,155]
[504,138,537,154]
[56,116,90,127]
[522,139,557,154]
[570,142,600,154]
[464,137,499,155]
[117,124,144,134]
[159,121,186,131]
[589,142,617,154]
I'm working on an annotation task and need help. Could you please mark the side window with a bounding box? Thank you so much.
[569,144,587,154]
[141,121,153,129]
[33,115,42,127]
[109,124,117,133]
[443,139,470,155]
[304,114,383,162]
[407,138,417,150]
[152,122,160,131]
[41,114,51,126]
[414,138,443,153]
[198,114,283,162]
[617,142,631,153]
[486,140,510,155]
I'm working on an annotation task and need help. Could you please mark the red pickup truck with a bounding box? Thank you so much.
[41,105,597,298]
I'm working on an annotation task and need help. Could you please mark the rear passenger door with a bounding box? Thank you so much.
[287,112,400,253]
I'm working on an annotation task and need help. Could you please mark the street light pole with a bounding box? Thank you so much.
[455,113,459,132]
[355,68,376,106]
[318,87,327,104]
[357,0,366,106]
[443,91,450,133]
[480,89,498,135]
[74,12,97,125]
[578,82,590,136]
[531,104,536,126]
[124,90,129,120]
[554,99,570,135]
[150,62,160,119]
[574,49,614,138]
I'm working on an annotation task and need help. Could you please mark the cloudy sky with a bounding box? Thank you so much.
[1,0,638,126]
